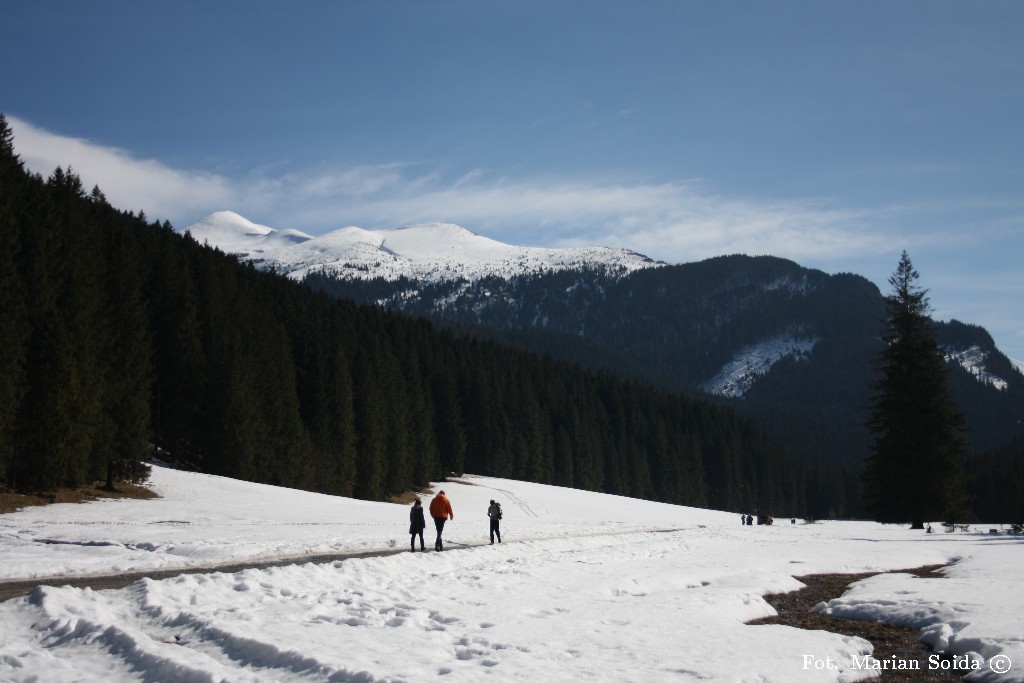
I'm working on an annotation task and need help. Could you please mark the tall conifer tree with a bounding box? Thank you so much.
[864,252,970,527]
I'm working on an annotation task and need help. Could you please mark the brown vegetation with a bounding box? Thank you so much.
[0,482,158,514]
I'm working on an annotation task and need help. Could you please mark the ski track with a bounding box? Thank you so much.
[477,485,539,518]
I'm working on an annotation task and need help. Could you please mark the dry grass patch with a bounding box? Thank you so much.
[386,487,435,505]
[748,564,964,682]
[0,481,158,514]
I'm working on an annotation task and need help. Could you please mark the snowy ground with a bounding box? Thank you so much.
[1,466,1021,682]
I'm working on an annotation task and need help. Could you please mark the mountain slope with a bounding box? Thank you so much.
[307,255,1024,467]
[187,212,1024,470]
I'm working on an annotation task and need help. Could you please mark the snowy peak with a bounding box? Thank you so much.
[182,212,662,282]
[186,211,313,256]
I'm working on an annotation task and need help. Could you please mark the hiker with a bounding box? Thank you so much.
[429,490,454,551]
[409,499,426,552]
[487,499,502,544]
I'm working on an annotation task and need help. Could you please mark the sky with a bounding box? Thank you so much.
[3,1,1023,360]
[2,466,1022,681]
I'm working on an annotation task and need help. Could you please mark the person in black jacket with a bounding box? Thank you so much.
[487,499,502,544]
[409,499,426,552]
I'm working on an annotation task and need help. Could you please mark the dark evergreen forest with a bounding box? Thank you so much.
[307,255,1024,522]
[0,117,832,518]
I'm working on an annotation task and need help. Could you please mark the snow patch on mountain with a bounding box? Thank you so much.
[703,334,818,398]
[183,211,662,283]
[944,345,1010,391]
[762,273,813,295]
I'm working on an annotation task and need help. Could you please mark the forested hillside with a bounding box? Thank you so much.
[0,117,831,517]
[307,258,1024,466]
[306,243,1024,522]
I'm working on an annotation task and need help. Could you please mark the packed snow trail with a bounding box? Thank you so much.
[0,525,688,603]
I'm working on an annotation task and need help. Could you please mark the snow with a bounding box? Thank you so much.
[944,345,1010,391]
[2,466,1022,682]
[185,211,314,256]
[182,212,661,283]
[703,333,818,398]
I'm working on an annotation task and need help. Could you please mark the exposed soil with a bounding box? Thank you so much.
[748,564,965,681]
[0,481,158,514]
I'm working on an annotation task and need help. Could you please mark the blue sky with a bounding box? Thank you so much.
[3,1,1023,361]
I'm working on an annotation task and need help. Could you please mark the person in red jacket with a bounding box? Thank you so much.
[429,490,454,551]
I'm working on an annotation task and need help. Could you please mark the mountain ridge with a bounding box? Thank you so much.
[185,211,1024,468]
[184,211,662,282]
[186,211,1021,385]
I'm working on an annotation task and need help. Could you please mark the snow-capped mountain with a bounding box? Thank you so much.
[184,211,662,282]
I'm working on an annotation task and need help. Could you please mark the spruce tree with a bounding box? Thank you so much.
[864,252,970,528]
[0,114,21,172]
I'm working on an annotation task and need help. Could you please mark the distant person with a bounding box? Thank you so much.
[488,499,502,544]
[409,499,426,552]
[429,490,454,551]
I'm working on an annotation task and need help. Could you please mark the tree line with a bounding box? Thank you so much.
[1,115,827,517]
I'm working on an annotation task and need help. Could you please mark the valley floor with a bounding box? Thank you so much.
[1,466,1021,682]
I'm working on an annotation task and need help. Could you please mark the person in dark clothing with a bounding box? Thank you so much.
[429,490,454,551]
[409,499,426,552]
[487,499,502,544]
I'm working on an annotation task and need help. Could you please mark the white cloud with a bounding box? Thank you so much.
[2,116,910,266]
[311,177,893,266]
[9,116,234,222]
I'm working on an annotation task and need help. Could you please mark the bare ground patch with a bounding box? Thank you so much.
[748,564,965,682]
[0,481,158,514]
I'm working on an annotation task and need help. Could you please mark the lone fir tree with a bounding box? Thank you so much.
[863,252,970,528]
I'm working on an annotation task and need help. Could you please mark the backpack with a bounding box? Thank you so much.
[491,503,502,520]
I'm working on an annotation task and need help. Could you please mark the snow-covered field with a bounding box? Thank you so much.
[1,466,1021,682]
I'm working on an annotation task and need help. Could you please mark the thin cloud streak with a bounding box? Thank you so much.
[290,176,895,266]
[0,116,957,267]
